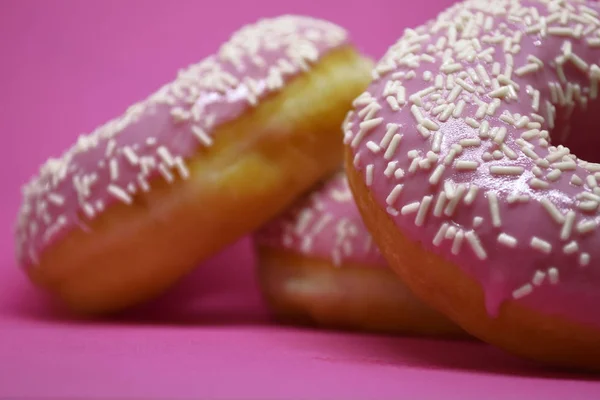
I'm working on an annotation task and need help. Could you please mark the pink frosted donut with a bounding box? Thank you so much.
[344,0,600,369]
[14,15,373,314]
[255,172,465,336]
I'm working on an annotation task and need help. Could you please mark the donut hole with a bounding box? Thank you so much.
[551,101,600,164]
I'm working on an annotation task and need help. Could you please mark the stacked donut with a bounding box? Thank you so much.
[14,0,600,371]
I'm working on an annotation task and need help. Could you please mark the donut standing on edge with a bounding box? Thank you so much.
[255,172,467,337]
[15,15,373,315]
[344,0,600,370]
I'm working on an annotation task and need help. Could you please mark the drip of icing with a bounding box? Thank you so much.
[15,15,350,268]
[344,0,600,327]
[256,172,387,267]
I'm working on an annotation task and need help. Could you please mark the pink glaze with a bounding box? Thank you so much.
[14,15,349,268]
[256,172,387,267]
[345,0,600,328]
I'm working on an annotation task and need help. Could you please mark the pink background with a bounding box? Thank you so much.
[1,0,600,397]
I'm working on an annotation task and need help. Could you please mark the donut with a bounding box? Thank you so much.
[343,0,600,369]
[254,171,465,336]
[14,15,373,315]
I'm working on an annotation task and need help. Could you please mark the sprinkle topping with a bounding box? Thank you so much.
[255,172,386,267]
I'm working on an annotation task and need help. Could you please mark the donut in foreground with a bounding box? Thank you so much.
[15,15,373,314]
[255,172,466,337]
[344,0,600,369]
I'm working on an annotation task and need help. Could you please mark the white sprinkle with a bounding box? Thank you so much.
[429,164,445,185]
[365,164,374,186]
[157,146,175,167]
[492,62,501,76]
[380,123,400,148]
[541,198,565,225]
[532,270,546,286]
[487,192,501,227]
[439,103,455,122]
[530,237,552,254]
[493,127,507,144]
[444,184,467,217]
[82,203,96,218]
[465,117,480,128]
[47,193,65,206]
[455,160,479,170]
[456,77,476,92]
[579,200,599,212]
[158,163,174,183]
[433,192,447,217]
[410,105,424,123]
[498,232,517,248]
[465,230,487,260]
[386,184,404,206]
[560,210,576,240]
[441,62,462,73]
[386,207,399,217]
[546,147,570,163]
[107,184,133,205]
[433,223,449,246]
[570,52,589,72]
[415,195,433,226]
[563,241,579,254]
[521,129,540,141]
[105,139,117,157]
[451,100,465,118]
[122,147,139,165]
[571,174,583,186]
[512,283,533,299]
[384,134,403,160]
[488,86,510,98]
[174,157,190,179]
[546,169,562,182]
[475,102,488,120]
[397,86,407,105]
[109,159,119,181]
[401,201,420,215]
[547,267,559,284]
[515,63,540,76]
[422,118,439,131]
[529,178,550,190]
[447,85,463,103]
[490,165,524,175]
[386,96,400,111]
[451,230,465,255]
[353,153,361,168]
[135,175,149,192]
[366,141,381,153]
[384,161,398,177]
[577,219,598,234]
[464,185,479,205]
[548,26,574,37]
[580,253,591,267]
[192,126,213,146]
[409,157,421,173]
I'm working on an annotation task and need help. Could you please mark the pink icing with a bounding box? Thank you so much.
[14,15,350,268]
[255,172,387,267]
[344,0,600,328]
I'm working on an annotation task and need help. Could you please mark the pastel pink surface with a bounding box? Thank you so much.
[1,0,599,398]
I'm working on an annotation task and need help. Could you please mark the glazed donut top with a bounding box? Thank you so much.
[256,172,386,267]
[14,15,349,268]
[345,0,600,326]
